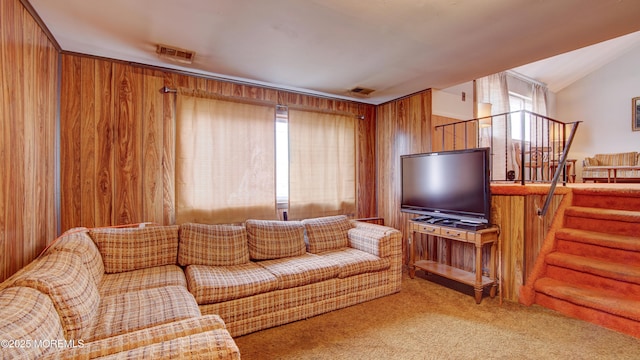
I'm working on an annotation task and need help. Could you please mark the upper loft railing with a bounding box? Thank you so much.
[434,110,581,187]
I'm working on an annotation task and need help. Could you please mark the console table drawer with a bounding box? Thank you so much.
[412,223,441,235]
[441,228,466,240]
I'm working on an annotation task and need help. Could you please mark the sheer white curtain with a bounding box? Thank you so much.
[288,109,356,220]
[531,82,551,151]
[531,83,548,116]
[175,92,277,224]
[476,72,512,180]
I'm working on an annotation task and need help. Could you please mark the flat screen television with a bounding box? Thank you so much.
[401,148,491,225]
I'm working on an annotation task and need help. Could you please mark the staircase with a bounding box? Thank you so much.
[520,187,640,338]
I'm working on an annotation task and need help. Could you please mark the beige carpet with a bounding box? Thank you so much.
[234,273,640,359]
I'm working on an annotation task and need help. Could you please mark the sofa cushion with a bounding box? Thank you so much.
[46,227,104,285]
[257,253,340,289]
[185,263,279,304]
[583,157,599,166]
[302,215,353,253]
[86,285,200,342]
[0,286,66,359]
[98,264,187,296]
[90,225,180,273]
[593,152,638,166]
[316,248,390,278]
[245,219,306,260]
[178,223,249,266]
[12,251,100,340]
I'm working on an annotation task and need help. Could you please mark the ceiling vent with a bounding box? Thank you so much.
[348,86,375,97]
[156,44,196,64]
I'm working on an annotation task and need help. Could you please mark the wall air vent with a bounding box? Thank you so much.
[156,44,196,64]
[348,86,375,97]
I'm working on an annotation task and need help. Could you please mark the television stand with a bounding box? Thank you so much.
[408,219,499,304]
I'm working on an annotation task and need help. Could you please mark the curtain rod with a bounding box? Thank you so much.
[164,88,365,119]
[506,70,547,88]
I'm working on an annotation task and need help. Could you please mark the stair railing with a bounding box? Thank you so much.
[537,121,581,216]
[435,110,578,184]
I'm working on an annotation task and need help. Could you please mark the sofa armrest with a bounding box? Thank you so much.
[41,315,229,359]
[95,329,240,360]
[347,221,402,258]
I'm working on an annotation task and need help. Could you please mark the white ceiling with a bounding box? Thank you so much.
[29,0,640,104]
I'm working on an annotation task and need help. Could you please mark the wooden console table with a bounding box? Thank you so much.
[408,220,499,304]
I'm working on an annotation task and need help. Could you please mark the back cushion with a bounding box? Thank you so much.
[0,286,66,358]
[90,225,180,273]
[12,251,100,340]
[178,223,250,266]
[245,220,306,260]
[594,152,638,166]
[302,215,353,253]
[46,227,104,285]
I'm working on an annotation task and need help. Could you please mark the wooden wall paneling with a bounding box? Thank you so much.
[162,73,177,225]
[0,8,5,282]
[142,69,165,224]
[376,102,399,230]
[523,194,562,282]
[1,0,15,280]
[1,0,26,277]
[356,104,377,218]
[113,64,143,225]
[80,57,97,227]
[376,90,432,266]
[37,30,58,248]
[95,59,115,227]
[492,195,525,302]
[60,55,82,230]
[0,0,57,281]
[21,9,36,265]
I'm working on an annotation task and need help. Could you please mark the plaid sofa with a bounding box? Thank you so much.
[0,215,401,358]
[582,151,640,182]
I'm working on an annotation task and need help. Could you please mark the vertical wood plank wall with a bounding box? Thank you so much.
[376,91,432,264]
[59,54,377,231]
[0,0,58,282]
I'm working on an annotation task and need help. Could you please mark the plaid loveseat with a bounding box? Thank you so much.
[582,151,640,182]
[0,215,402,359]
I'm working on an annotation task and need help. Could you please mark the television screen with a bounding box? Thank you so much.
[401,148,491,224]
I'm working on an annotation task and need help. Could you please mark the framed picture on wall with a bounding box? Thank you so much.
[633,97,640,131]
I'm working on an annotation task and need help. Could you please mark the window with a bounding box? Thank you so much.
[288,109,356,219]
[509,92,532,141]
[275,108,289,204]
[175,93,277,224]
[176,96,356,223]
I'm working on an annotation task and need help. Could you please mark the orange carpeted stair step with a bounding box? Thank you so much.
[534,277,640,322]
[545,252,640,286]
[555,228,640,263]
[572,188,640,211]
[564,206,640,237]
[555,228,640,253]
